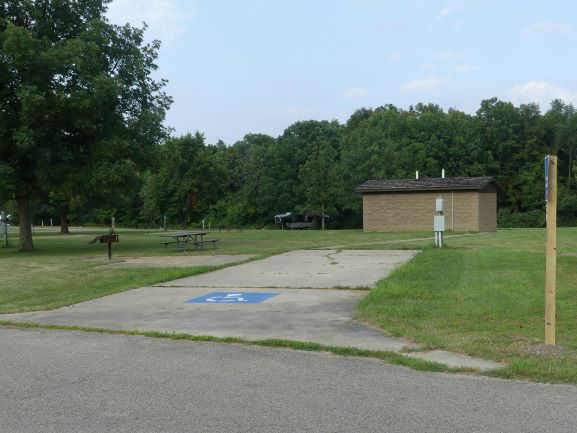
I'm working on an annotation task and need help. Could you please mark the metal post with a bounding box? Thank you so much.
[0,211,7,247]
[451,191,454,231]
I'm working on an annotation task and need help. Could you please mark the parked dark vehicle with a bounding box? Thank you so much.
[273,212,327,230]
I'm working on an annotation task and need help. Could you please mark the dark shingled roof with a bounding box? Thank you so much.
[356,176,498,193]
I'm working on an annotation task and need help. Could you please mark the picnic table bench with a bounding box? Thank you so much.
[159,231,219,251]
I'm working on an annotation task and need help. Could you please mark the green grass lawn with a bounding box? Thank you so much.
[355,228,577,384]
[2,226,577,383]
[0,227,428,313]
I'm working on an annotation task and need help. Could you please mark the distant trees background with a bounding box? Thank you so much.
[4,95,577,236]
[6,97,577,235]
[135,99,575,230]
[1,5,577,245]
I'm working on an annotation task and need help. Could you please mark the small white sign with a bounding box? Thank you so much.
[545,156,549,202]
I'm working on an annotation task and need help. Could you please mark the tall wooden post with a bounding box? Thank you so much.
[545,155,557,345]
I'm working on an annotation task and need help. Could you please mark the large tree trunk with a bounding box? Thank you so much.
[60,213,70,234]
[321,203,325,230]
[16,196,34,251]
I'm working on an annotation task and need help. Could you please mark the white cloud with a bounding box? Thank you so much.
[454,64,479,73]
[433,50,457,60]
[401,77,446,92]
[437,6,452,19]
[437,2,466,19]
[421,63,437,70]
[107,0,195,43]
[344,87,370,98]
[520,22,572,41]
[504,81,577,107]
[389,52,401,61]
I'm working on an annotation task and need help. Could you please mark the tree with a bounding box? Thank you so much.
[298,141,342,229]
[545,100,577,187]
[141,133,226,229]
[0,0,171,249]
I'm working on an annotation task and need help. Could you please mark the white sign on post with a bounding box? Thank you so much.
[545,156,549,202]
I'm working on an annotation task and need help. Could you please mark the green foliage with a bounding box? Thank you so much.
[298,140,342,228]
[0,0,170,247]
[497,208,545,228]
[141,133,226,228]
[138,99,577,229]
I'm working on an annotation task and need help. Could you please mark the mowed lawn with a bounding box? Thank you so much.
[354,228,577,384]
[0,227,427,313]
[2,226,577,383]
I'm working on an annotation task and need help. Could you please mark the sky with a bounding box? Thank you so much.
[106,0,577,144]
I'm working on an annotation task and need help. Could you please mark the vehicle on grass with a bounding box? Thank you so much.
[273,212,328,230]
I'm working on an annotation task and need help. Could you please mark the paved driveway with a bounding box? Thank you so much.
[2,329,576,433]
[3,287,412,351]
[158,249,418,288]
[2,250,417,352]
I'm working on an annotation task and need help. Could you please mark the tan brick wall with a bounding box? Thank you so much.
[478,185,497,232]
[362,190,493,232]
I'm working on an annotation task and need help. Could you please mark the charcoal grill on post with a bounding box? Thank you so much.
[89,234,119,260]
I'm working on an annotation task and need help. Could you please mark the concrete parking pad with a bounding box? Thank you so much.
[2,286,416,352]
[97,254,255,269]
[1,248,506,369]
[157,249,418,289]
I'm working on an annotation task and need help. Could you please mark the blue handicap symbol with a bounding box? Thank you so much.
[186,292,279,304]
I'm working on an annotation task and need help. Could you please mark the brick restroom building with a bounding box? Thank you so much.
[356,177,499,232]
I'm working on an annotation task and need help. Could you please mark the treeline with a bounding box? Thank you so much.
[13,98,577,232]
[3,3,577,253]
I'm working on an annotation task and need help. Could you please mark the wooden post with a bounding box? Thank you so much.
[107,242,112,261]
[545,155,557,345]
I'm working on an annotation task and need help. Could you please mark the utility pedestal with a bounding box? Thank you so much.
[434,197,445,248]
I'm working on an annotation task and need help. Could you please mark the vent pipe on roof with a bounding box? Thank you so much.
[416,170,419,180]
[442,169,445,179]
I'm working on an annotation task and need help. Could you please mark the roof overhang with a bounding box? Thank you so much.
[355,177,501,194]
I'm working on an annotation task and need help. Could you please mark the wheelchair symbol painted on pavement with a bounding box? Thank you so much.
[206,293,247,303]
[186,292,279,304]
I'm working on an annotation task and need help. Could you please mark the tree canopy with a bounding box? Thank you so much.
[0,0,170,249]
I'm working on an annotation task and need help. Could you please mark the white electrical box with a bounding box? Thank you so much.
[436,198,444,212]
[434,215,445,232]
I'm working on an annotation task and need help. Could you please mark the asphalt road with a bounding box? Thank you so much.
[2,328,577,433]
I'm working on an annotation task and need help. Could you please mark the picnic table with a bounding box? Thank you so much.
[159,231,218,251]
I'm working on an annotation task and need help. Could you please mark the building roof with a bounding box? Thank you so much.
[355,176,498,193]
